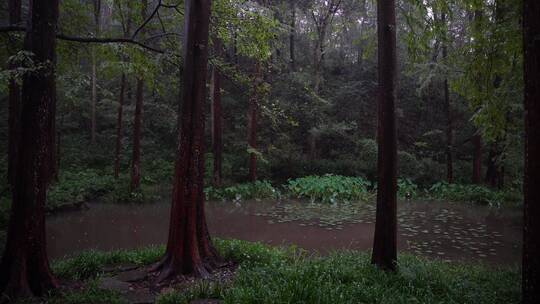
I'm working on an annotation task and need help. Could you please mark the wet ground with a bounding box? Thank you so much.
[46,199,522,266]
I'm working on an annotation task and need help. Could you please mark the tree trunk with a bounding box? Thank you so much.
[90,0,101,144]
[114,74,126,178]
[211,51,223,187]
[472,134,482,184]
[442,12,453,184]
[0,0,59,299]
[485,144,499,187]
[313,31,325,93]
[7,0,22,188]
[289,2,296,71]
[523,0,540,302]
[372,0,398,271]
[130,1,147,191]
[247,64,261,183]
[154,0,218,280]
[130,77,143,191]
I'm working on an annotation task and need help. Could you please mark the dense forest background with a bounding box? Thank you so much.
[0,0,523,198]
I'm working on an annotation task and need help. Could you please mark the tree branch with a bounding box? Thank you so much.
[0,25,168,54]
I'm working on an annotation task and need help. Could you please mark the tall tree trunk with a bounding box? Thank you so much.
[130,77,143,191]
[289,2,296,71]
[523,0,540,302]
[472,134,482,184]
[211,46,223,187]
[154,0,218,280]
[247,64,261,182]
[372,0,398,271]
[442,12,453,184]
[130,1,147,191]
[114,74,126,178]
[90,0,101,144]
[7,0,22,188]
[0,0,60,298]
[313,32,325,93]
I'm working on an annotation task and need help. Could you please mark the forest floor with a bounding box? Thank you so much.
[23,238,521,303]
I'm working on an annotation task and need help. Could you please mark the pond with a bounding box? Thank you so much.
[46,199,522,266]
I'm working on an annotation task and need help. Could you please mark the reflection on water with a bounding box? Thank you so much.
[46,199,522,266]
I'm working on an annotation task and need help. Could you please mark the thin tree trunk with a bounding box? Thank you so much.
[523,0,540,302]
[0,0,60,298]
[154,0,218,281]
[130,77,143,191]
[485,144,499,187]
[289,2,296,71]
[247,64,261,182]
[114,73,126,178]
[90,0,101,144]
[7,0,22,188]
[211,46,223,187]
[472,134,482,184]
[130,0,147,191]
[442,12,453,184]
[372,0,398,271]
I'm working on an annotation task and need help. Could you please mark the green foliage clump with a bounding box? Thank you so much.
[47,169,115,210]
[53,245,164,280]
[205,180,280,202]
[287,175,372,204]
[398,178,419,199]
[221,252,520,304]
[427,182,518,207]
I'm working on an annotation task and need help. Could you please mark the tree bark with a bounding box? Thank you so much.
[90,0,101,144]
[247,64,261,183]
[0,0,60,299]
[442,12,453,184]
[154,0,218,280]
[114,74,126,178]
[371,0,398,271]
[289,2,296,71]
[130,77,143,191]
[7,0,22,188]
[211,45,223,187]
[472,134,482,184]
[523,0,540,302]
[130,1,147,191]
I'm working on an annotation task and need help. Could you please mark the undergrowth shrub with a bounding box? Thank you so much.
[426,182,516,206]
[47,169,115,210]
[205,180,280,202]
[287,174,372,203]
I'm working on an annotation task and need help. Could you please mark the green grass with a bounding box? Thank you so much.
[5,239,520,304]
[52,245,165,280]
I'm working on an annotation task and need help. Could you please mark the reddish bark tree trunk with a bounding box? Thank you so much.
[154,0,218,280]
[247,64,261,183]
[114,73,126,179]
[372,0,398,271]
[485,145,499,187]
[130,77,143,191]
[472,134,482,184]
[0,0,59,299]
[211,54,223,187]
[7,0,22,187]
[523,0,540,302]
